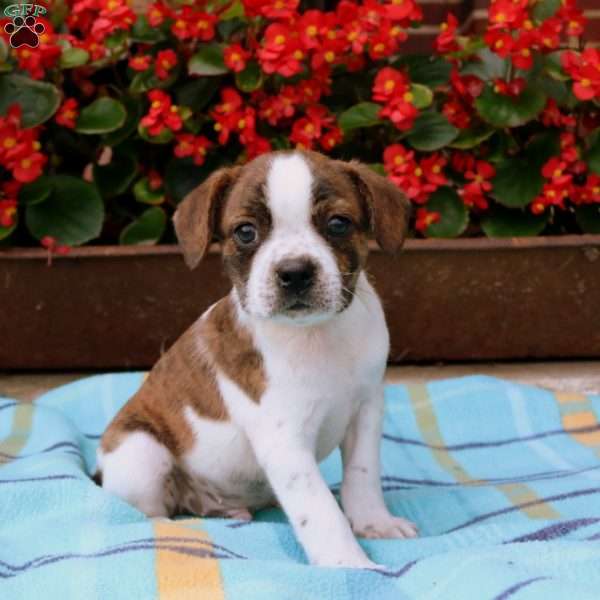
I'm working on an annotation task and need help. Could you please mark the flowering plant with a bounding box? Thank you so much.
[0,0,599,250]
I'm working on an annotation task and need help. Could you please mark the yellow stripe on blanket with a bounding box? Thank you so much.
[0,403,35,465]
[556,392,600,447]
[153,519,225,600]
[407,384,559,519]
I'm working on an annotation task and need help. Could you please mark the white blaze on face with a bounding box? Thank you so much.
[244,153,342,321]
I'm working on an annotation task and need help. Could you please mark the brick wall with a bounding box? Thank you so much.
[405,0,600,53]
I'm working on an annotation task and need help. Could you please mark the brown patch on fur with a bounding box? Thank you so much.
[304,152,371,307]
[201,296,266,403]
[336,160,411,255]
[173,166,242,270]
[100,295,265,457]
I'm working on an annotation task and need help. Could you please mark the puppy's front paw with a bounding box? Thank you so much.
[350,514,418,539]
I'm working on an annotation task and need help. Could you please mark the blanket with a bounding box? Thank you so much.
[2,373,600,599]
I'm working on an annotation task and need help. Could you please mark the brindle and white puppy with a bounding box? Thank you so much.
[97,150,416,569]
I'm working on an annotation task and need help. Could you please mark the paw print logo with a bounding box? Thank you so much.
[4,15,45,48]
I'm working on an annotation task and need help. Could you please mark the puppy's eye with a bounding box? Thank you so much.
[234,223,258,245]
[326,216,353,238]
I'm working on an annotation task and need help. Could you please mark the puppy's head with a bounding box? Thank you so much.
[174,151,410,324]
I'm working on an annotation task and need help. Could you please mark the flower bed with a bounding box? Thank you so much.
[0,0,599,253]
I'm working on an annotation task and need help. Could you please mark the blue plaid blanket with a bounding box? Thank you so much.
[1,373,600,599]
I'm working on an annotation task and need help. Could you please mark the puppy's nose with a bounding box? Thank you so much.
[276,259,316,294]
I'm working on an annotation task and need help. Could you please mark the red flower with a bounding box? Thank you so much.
[320,126,343,151]
[242,0,299,20]
[146,2,172,26]
[493,77,526,97]
[461,187,489,211]
[562,49,600,101]
[129,54,152,71]
[542,157,572,186]
[147,170,163,191]
[443,99,471,129]
[224,44,251,73]
[373,67,409,102]
[171,7,216,41]
[415,208,440,233]
[464,160,496,197]
[211,87,244,144]
[384,0,422,25]
[91,2,135,41]
[435,13,459,54]
[0,105,46,183]
[298,10,323,50]
[420,154,447,188]
[290,105,334,149]
[559,5,586,37]
[12,151,47,183]
[257,23,304,77]
[55,99,79,129]
[541,99,577,128]
[538,18,562,50]
[174,134,212,166]
[484,29,514,58]
[245,135,272,159]
[141,90,184,136]
[0,199,17,228]
[155,49,177,80]
[510,33,536,70]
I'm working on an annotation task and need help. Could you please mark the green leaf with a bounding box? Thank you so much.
[19,176,53,206]
[339,102,382,132]
[188,44,228,76]
[175,78,220,111]
[575,205,600,234]
[410,84,433,109]
[462,48,507,81]
[481,205,549,237]
[492,158,543,208]
[475,84,546,128]
[102,95,144,147]
[76,97,127,134]
[368,163,386,176]
[532,0,560,21]
[491,130,560,207]
[138,124,174,144]
[0,74,61,127]
[25,176,104,246]
[134,177,165,205]
[59,47,89,69]
[220,1,245,20]
[236,61,263,92]
[165,157,210,203]
[130,15,166,42]
[424,187,468,238]
[93,153,137,198]
[449,125,495,149]
[406,110,458,151]
[0,38,8,63]
[545,51,569,81]
[0,221,16,241]
[119,207,166,245]
[395,55,451,87]
[587,130,600,176]
[129,66,180,94]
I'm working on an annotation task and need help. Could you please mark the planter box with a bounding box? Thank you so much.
[1,236,599,370]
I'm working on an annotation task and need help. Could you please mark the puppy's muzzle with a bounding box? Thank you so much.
[276,258,316,308]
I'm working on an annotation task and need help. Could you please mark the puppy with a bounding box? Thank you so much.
[97,150,416,568]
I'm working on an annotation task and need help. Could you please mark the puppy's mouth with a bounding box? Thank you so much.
[287,300,311,312]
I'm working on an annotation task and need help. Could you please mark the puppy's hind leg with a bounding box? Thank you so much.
[98,431,174,518]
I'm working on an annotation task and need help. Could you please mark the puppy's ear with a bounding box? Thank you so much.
[173,166,241,269]
[339,161,411,255]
